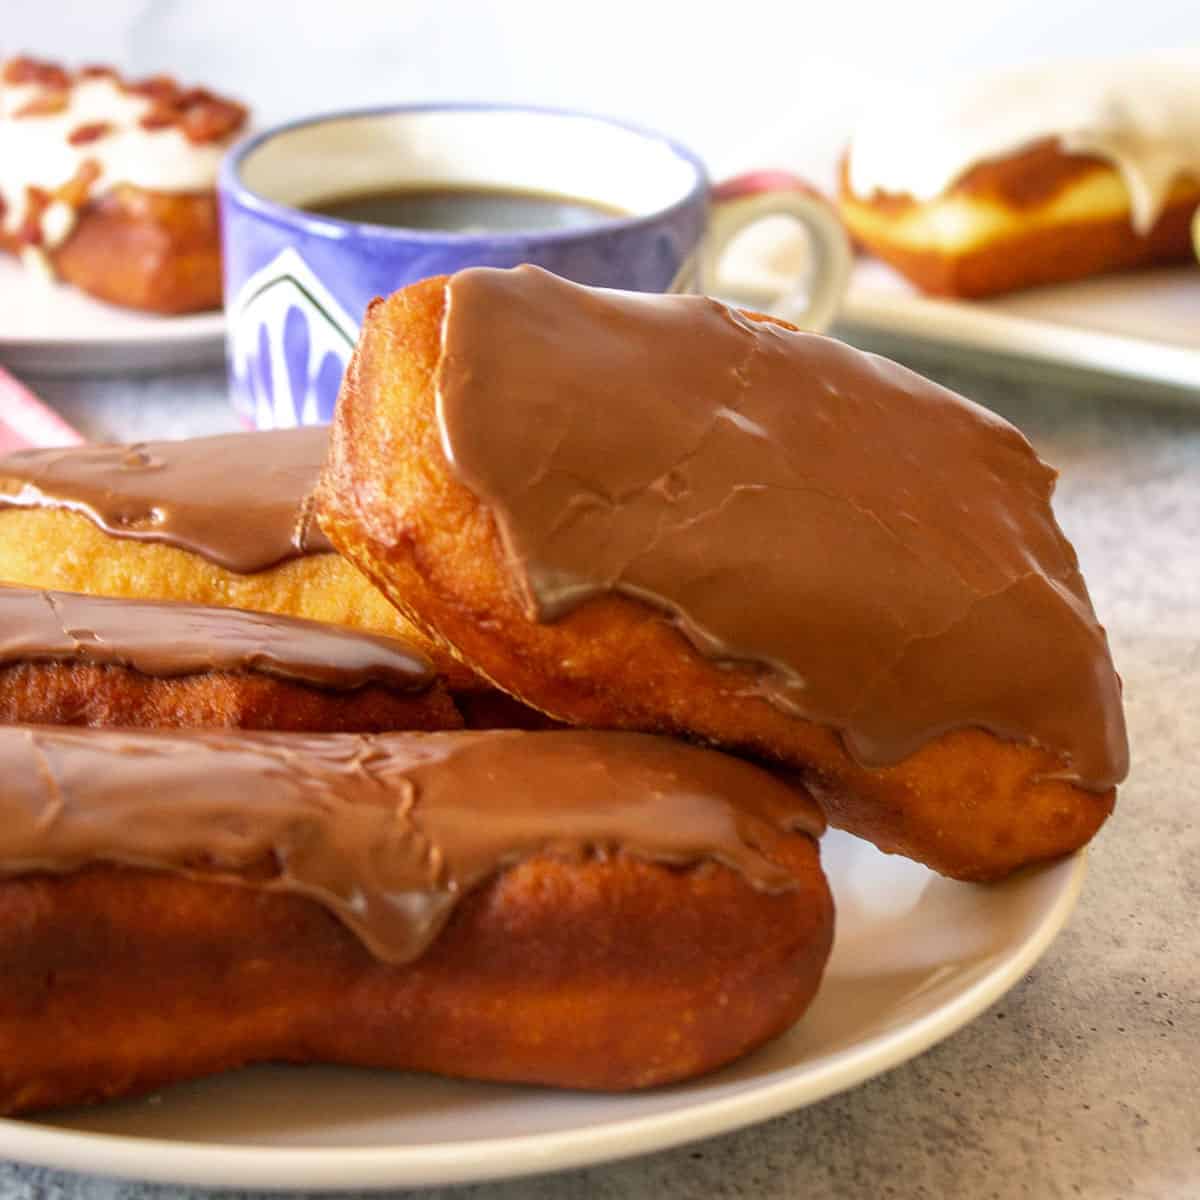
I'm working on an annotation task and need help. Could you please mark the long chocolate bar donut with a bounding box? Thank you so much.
[0,725,832,1111]
[0,585,461,732]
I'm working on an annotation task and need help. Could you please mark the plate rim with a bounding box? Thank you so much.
[0,847,1087,1192]
[0,257,226,376]
[838,265,1200,395]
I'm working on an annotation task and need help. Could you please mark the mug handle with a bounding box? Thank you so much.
[682,170,853,333]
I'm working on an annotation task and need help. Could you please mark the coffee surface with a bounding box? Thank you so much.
[305,185,625,233]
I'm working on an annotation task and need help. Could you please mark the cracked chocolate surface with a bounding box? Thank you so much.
[435,266,1128,789]
[0,726,818,963]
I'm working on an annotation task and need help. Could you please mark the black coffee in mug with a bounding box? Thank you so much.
[305,185,627,233]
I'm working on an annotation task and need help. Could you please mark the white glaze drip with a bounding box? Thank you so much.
[847,53,1200,235]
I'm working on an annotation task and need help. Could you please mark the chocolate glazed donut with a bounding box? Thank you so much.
[316,266,1128,881]
[0,429,484,692]
[0,586,462,733]
[0,726,833,1112]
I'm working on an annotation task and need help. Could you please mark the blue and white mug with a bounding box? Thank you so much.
[219,104,851,429]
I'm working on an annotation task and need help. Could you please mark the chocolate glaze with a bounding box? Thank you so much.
[0,428,332,572]
[0,585,433,692]
[0,726,820,963]
[436,266,1129,790]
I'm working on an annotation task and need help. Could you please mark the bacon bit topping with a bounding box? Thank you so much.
[3,56,69,89]
[127,74,180,104]
[2,55,247,145]
[67,121,113,146]
[136,88,247,143]
[138,106,177,132]
[14,90,68,118]
[179,92,247,144]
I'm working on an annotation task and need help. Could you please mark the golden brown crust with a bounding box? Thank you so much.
[0,660,462,733]
[50,185,223,314]
[0,186,223,314]
[0,505,483,693]
[316,276,1113,881]
[455,687,566,730]
[859,139,1112,213]
[0,828,832,1111]
[838,144,1200,297]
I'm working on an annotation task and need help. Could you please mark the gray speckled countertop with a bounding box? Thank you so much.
[1,352,1197,1200]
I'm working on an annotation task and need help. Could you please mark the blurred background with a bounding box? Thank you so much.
[9,0,1200,180]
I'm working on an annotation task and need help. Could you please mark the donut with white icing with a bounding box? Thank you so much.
[0,56,246,312]
[839,54,1200,296]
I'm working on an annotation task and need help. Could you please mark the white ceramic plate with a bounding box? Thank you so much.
[0,830,1085,1192]
[0,257,225,376]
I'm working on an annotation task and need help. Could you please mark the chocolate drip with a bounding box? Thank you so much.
[0,428,332,572]
[0,586,433,692]
[435,266,1128,790]
[0,726,819,963]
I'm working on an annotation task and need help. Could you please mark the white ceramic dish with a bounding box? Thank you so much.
[0,256,224,376]
[0,830,1086,1192]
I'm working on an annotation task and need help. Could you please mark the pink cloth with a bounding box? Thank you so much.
[0,367,82,453]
